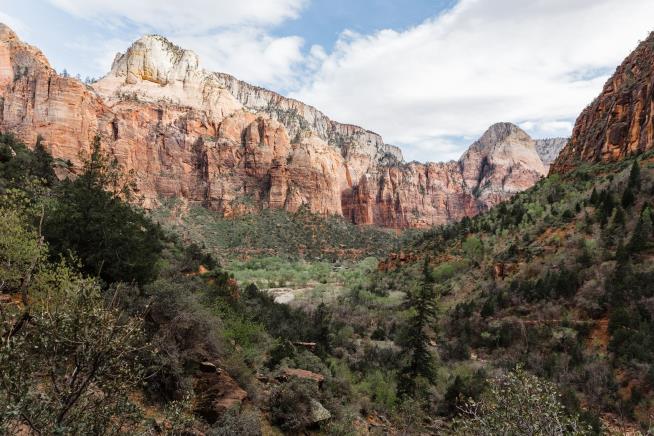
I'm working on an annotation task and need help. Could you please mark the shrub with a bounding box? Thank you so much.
[454,367,591,435]
[269,378,320,432]
[209,408,262,436]
[0,210,146,434]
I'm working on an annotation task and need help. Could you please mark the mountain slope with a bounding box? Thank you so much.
[552,32,654,173]
[374,28,654,432]
[0,25,555,228]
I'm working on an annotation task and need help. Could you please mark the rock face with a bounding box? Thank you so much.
[0,25,552,228]
[459,123,547,206]
[194,367,248,423]
[535,138,568,171]
[552,32,654,174]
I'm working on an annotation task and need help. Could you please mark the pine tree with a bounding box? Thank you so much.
[397,257,438,399]
[590,187,599,205]
[44,136,162,285]
[628,160,641,191]
[31,135,56,186]
[312,302,332,354]
[629,207,652,253]
[622,185,635,208]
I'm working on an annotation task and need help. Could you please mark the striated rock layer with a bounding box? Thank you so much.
[552,32,654,174]
[0,25,555,228]
[535,138,568,172]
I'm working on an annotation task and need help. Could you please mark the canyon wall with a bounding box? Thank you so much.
[552,32,654,174]
[0,24,557,228]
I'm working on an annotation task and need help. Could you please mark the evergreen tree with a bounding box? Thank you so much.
[615,238,629,264]
[44,136,162,285]
[312,302,332,354]
[32,135,56,186]
[629,207,652,253]
[628,160,641,191]
[621,185,635,208]
[589,187,599,205]
[397,257,438,399]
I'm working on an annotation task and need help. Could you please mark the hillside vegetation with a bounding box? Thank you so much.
[152,199,405,262]
[372,152,654,433]
[0,132,600,434]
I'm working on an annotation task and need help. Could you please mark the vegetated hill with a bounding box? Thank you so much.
[152,198,407,262]
[391,152,654,430]
[0,23,558,228]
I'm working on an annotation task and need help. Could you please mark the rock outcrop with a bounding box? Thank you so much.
[194,366,248,424]
[552,32,654,174]
[460,122,547,206]
[0,25,554,228]
[535,138,568,171]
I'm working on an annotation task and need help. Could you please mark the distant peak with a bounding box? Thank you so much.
[481,122,531,143]
[464,122,535,157]
[107,34,200,85]
[137,34,186,56]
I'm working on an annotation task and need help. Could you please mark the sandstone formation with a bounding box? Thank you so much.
[0,24,558,228]
[459,122,547,206]
[552,32,654,174]
[535,138,568,171]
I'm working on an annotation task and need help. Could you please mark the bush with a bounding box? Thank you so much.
[209,408,262,436]
[0,206,146,434]
[454,367,591,435]
[269,378,320,432]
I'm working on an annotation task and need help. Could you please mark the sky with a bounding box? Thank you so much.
[1,0,653,162]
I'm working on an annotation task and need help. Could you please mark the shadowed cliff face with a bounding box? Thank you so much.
[552,32,654,174]
[0,24,554,228]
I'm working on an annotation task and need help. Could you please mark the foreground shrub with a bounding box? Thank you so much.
[269,378,320,432]
[0,205,146,434]
[454,367,590,435]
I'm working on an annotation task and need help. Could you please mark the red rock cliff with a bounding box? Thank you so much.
[0,25,551,228]
[552,32,654,174]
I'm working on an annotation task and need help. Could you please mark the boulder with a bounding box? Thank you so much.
[309,399,331,424]
[193,369,247,424]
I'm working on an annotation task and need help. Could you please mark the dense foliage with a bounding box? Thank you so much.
[44,136,163,285]
[153,198,407,261]
[454,367,589,435]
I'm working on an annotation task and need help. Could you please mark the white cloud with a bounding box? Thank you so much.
[291,0,654,162]
[176,30,306,90]
[63,37,134,80]
[48,0,307,32]
[47,0,310,90]
[0,11,28,35]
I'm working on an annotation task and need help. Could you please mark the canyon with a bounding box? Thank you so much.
[0,24,563,228]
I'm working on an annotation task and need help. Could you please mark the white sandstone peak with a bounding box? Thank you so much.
[109,34,201,86]
[477,122,534,150]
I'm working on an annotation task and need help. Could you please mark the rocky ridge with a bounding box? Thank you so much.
[0,25,561,228]
[535,138,568,171]
[552,32,654,173]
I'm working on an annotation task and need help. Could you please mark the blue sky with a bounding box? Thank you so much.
[1,0,455,82]
[1,0,654,162]
[279,0,456,49]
